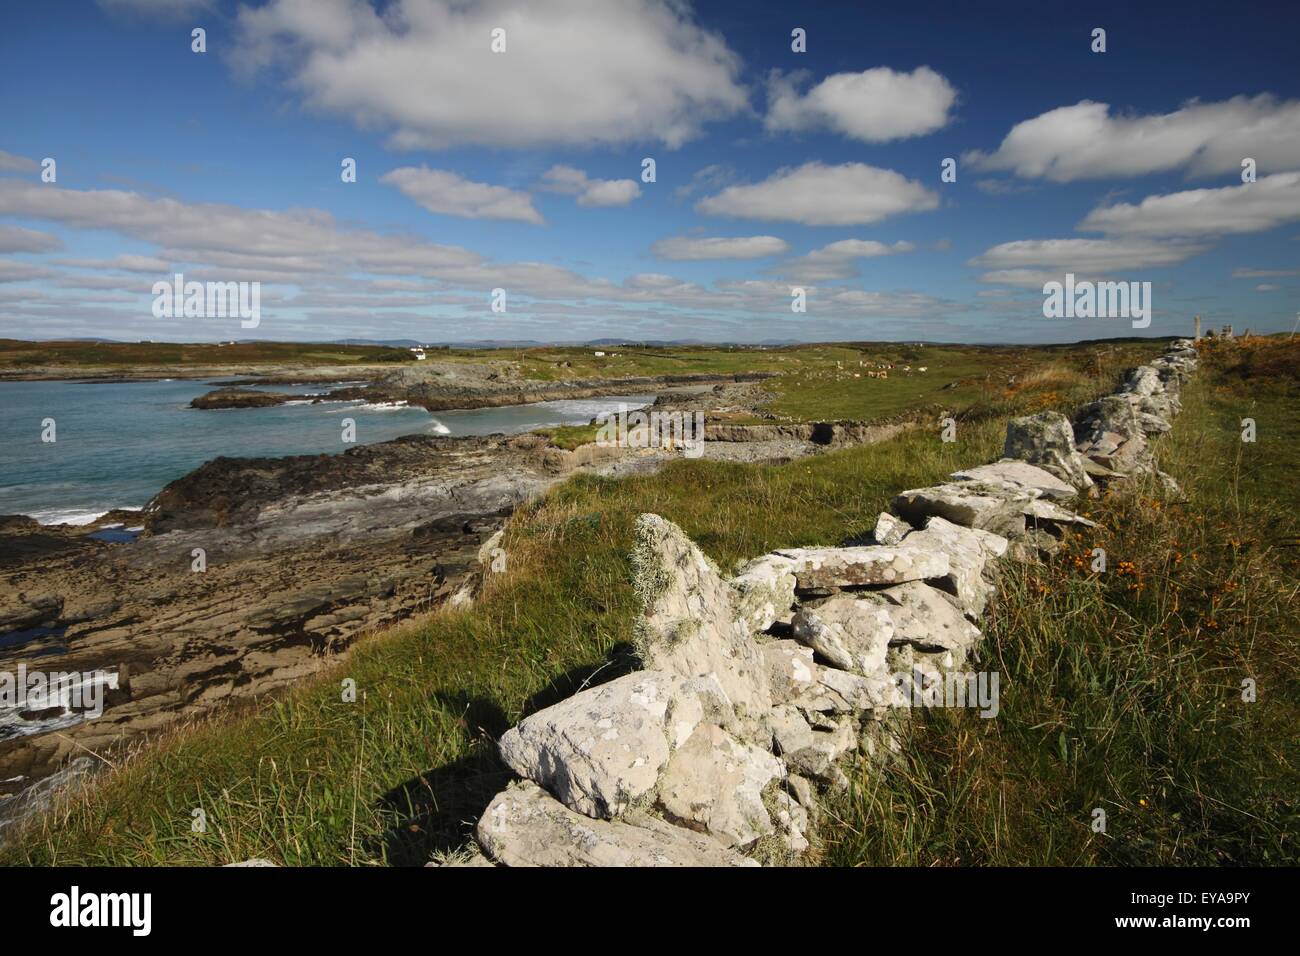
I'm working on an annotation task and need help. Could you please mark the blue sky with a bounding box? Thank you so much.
[1,0,1298,344]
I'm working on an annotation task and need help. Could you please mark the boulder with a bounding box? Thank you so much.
[772,544,949,591]
[1135,411,1172,435]
[730,553,797,633]
[871,511,910,546]
[656,723,783,848]
[896,517,1007,618]
[476,781,757,867]
[1073,395,1154,475]
[497,670,731,819]
[791,595,891,676]
[763,705,857,786]
[761,639,818,704]
[792,583,981,671]
[631,515,772,717]
[949,460,1078,501]
[762,639,892,712]
[1003,411,1094,490]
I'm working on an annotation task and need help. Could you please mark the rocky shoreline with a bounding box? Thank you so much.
[0,378,896,834]
[188,362,777,413]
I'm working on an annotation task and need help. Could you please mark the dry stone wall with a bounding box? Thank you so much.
[456,341,1200,867]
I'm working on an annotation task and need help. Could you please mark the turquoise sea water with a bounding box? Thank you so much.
[0,379,653,523]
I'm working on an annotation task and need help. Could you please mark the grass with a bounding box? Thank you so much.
[5,336,1290,867]
[0,339,416,369]
[820,336,1300,866]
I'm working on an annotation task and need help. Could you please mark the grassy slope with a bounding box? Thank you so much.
[8,338,1289,866]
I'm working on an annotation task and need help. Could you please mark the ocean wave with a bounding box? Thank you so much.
[27,506,142,527]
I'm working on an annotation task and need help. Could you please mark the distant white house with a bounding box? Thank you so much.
[593,350,606,357]
[409,347,427,360]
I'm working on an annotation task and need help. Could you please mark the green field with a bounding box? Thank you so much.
[3,336,1292,867]
[0,339,417,368]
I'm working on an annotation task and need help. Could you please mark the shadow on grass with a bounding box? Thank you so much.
[372,643,639,865]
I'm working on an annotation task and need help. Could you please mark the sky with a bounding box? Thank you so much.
[1,0,1299,345]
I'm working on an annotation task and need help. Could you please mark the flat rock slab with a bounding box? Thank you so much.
[476,780,757,867]
[950,460,1078,501]
[772,544,949,591]
[891,482,1032,538]
[498,670,731,819]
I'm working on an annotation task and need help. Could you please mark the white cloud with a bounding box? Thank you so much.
[823,289,956,317]
[674,163,734,200]
[539,166,641,208]
[696,162,938,226]
[766,66,956,142]
[58,254,171,272]
[0,259,57,283]
[773,239,915,282]
[0,225,62,253]
[0,180,484,278]
[380,166,543,223]
[0,150,39,174]
[231,0,747,150]
[651,235,789,260]
[1256,283,1279,292]
[969,238,1207,286]
[1078,172,1300,238]
[966,95,1300,181]
[1233,267,1300,278]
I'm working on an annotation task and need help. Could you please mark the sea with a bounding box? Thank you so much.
[0,378,654,524]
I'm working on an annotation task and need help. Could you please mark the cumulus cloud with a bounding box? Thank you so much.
[765,66,956,142]
[231,0,747,150]
[539,166,641,208]
[380,166,543,223]
[969,238,1208,286]
[651,235,789,260]
[696,162,938,226]
[0,225,62,253]
[1078,172,1300,238]
[965,95,1300,181]
[773,239,915,282]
